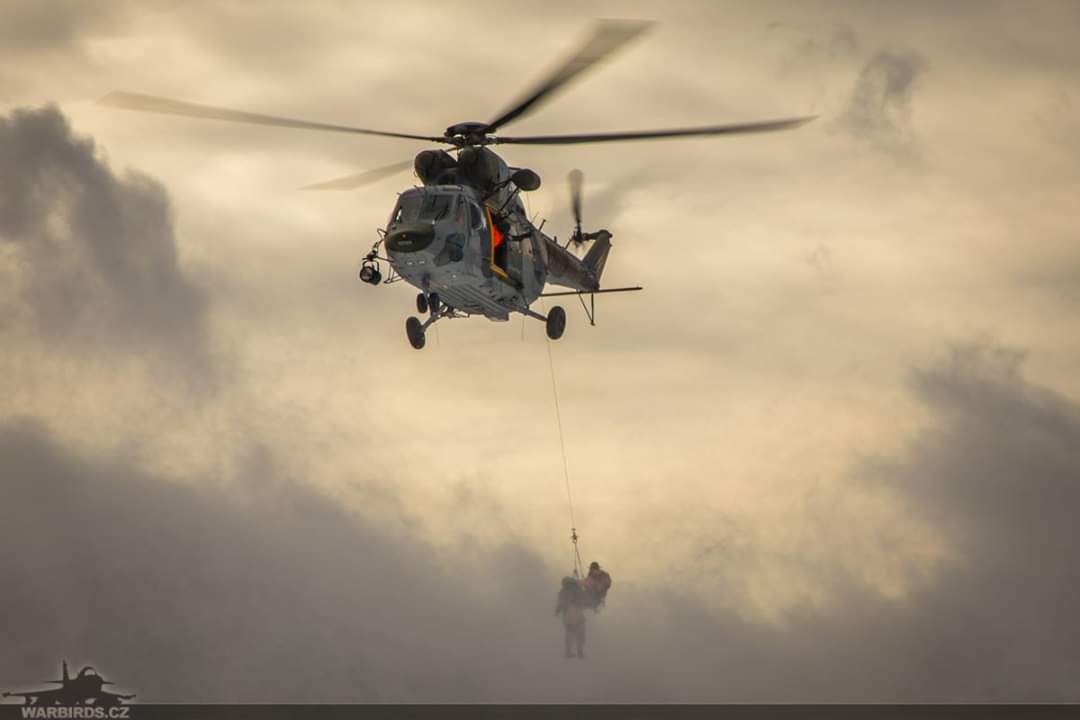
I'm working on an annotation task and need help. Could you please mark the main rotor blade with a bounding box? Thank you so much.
[493,116,817,145]
[483,19,653,134]
[301,160,415,190]
[100,91,449,143]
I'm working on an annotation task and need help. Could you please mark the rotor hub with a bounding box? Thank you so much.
[444,121,492,146]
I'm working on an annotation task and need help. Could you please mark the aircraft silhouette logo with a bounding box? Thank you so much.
[3,660,134,707]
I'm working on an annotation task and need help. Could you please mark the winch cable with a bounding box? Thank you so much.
[542,301,584,578]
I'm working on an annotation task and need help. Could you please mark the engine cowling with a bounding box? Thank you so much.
[414,150,457,185]
[457,146,503,188]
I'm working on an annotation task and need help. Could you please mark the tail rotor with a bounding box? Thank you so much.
[568,169,610,253]
[569,169,585,249]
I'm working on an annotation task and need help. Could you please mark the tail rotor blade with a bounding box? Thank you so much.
[568,169,584,235]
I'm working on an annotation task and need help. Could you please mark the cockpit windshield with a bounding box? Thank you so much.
[392,191,458,224]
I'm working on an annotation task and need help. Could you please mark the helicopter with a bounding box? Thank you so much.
[102,20,813,349]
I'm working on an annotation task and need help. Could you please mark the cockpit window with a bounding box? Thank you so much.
[419,193,456,222]
[392,191,460,225]
[392,194,422,224]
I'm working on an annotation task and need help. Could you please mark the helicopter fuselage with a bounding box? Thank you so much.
[385,184,538,321]
[380,147,605,322]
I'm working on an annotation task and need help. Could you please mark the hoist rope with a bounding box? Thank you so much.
[542,301,583,577]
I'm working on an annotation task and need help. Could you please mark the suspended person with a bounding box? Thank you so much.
[583,561,612,610]
[554,576,587,659]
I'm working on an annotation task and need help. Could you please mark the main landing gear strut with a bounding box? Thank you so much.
[520,305,567,341]
[404,301,567,350]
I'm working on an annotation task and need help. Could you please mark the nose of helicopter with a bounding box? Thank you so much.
[385,222,435,253]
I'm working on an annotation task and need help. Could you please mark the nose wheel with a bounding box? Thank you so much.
[416,292,441,316]
[405,295,455,350]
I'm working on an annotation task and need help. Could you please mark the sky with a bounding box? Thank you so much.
[2,0,1080,703]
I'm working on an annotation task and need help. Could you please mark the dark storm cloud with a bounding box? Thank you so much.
[0,106,209,368]
[615,342,1080,701]
[842,51,925,149]
[780,342,1080,701]
[0,417,559,703]
[878,343,1080,698]
[3,342,1080,701]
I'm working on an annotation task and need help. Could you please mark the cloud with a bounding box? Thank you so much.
[768,20,860,67]
[880,343,1080,699]
[0,106,210,373]
[842,51,925,150]
[0,2,133,102]
[806,342,1080,701]
[0,416,558,702]
[651,341,1080,701]
[2,4,1080,703]
[2,342,1080,701]
[0,1,127,58]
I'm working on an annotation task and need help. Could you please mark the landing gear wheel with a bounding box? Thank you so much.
[428,292,441,317]
[546,305,566,340]
[416,293,429,314]
[405,316,426,350]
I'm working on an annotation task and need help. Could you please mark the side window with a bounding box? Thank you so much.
[468,202,483,230]
[445,232,465,262]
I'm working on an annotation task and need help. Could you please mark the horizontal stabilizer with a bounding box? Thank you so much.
[540,286,642,297]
